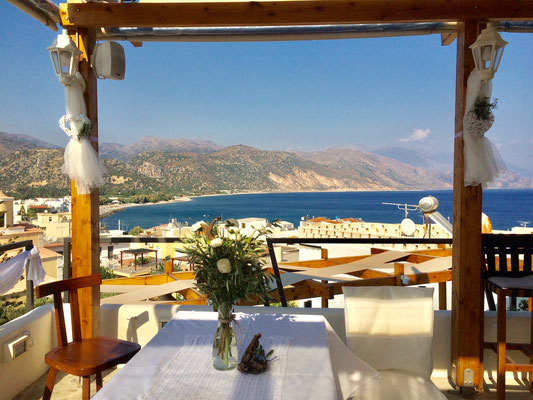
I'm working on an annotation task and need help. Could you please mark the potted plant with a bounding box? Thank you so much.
[181,219,273,370]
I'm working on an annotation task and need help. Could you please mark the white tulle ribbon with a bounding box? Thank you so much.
[462,69,506,187]
[59,73,106,195]
[27,247,46,285]
[0,248,45,295]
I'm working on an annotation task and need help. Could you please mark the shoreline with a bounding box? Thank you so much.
[99,187,530,220]
[98,188,452,219]
[99,196,193,218]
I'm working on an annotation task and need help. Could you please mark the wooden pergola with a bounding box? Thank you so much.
[119,248,158,271]
[8,0,533,393]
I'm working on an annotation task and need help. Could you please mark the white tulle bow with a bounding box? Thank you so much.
[462,69,506,187]
[59,73,106,195]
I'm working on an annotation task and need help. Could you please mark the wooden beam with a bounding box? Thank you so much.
[450,20,484,392]
[59,0,533,29]
[70,27,100,339]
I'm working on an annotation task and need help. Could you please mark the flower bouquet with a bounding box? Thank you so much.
[465,96,498,140]
[181,219,274,370]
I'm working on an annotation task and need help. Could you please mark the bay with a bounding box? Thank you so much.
[101,189,533,232]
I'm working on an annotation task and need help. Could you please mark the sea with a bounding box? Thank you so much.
[101,189,533,232]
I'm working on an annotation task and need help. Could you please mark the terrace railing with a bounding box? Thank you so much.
[266,237,453,307]
[62,236,453,308]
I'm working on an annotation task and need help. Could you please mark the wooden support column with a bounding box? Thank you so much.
[450,20,484,392]
[70,27,100,339]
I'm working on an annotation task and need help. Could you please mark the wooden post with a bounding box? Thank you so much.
[450,20,484,392]
[164,260,173,275]
[439,281,447,310]
[394,262,405,285]
[70,27,100,339]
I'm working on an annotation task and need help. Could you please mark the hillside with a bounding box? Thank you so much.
[100,137,222,159]
[1,132,531,198]
[300,148,451,190]
[0,132,60,154]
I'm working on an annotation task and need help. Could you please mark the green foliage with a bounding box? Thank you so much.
[139,256,149,265]
[128,226,144,236]
[0,295,53,326]
[150,261,165,274]
[100,266,118,280]
[27,209,37,220]
[518,299,529,311]
[18,205,27,221]
[253,342,274,363]
[11,185,68,200]
[472,97,498,121]
[270,301,299,308]
[180,219,273,307]
[77,121,91,141]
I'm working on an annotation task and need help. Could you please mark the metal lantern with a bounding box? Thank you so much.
[47,30,82,83]
[469,23,508,81]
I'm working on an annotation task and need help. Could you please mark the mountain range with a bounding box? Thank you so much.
[0,132,531,198]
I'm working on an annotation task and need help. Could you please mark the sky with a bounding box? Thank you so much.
[1,3,533,173]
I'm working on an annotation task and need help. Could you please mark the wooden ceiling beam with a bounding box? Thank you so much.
[60,0,533,28]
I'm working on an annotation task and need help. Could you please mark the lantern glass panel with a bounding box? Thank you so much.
[50,51,60,75]
[481,45,493,70]
[472,49,482,73]
[59,51,72,75]
[493,47,504,72]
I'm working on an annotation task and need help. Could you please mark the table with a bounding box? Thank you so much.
[94,311,377,400]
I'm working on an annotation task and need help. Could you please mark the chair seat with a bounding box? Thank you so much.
[45,336,141,377]
[355,371,447,400]
[488,275,533,290]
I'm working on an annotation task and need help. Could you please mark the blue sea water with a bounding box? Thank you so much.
[101,189,533,232]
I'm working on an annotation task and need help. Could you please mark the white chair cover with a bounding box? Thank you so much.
[343,286,434,379]
[343,286,447,400]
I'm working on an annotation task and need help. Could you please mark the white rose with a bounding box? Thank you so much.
[217,258,232,273]
[191,221,206,232]
[210,238,223,248]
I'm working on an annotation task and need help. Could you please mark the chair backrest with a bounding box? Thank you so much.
[35,274,102,347]
[343,286,435,379]
[482,234,533,278]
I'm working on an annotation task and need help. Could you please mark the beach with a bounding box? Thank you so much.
[99,196,192,218]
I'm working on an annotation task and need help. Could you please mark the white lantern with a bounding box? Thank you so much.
[469,23,508,81]
[47,30,82,84]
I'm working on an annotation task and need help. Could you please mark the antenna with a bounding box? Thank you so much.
[382,202,419,219]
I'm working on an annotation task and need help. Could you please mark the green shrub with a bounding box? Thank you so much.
[0,295,53,326]
[100,266,118,279]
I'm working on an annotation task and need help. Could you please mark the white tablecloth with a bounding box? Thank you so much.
[94,311,377,400]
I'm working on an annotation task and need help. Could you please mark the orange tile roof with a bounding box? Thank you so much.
[341,217,360,223]
[38,247,62,259]
[308,217,360,224]
[309,217,341,224]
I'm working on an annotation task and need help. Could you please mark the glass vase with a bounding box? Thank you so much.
[212,303,238,370]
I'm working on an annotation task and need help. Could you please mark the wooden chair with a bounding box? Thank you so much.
[482,234,533,400]
[35,274,141,400]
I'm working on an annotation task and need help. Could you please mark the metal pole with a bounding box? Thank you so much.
[24,243,34,312]
[266,238,287,307]
[63,237,72,302]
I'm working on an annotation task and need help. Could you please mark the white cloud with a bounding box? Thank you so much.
[399,128,431,143]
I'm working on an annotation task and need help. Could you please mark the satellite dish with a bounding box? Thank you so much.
[401,218,416,236]
[419,196,439,214]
